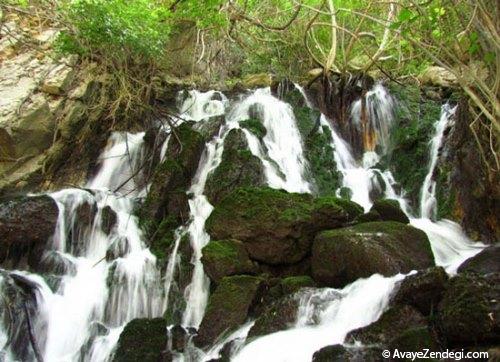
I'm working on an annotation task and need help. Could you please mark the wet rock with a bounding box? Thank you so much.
[388,327,440,360]
[312,344,385,362]
[195,275,266,347]
[206,187,363,265]
[0,272,43,362]
[457,245,500,275]
[169,325,189,352]
[113,318,168,362]
[346,305,427,345]
[419,66,458,88]
[0,195,59,271]
[139,123,205,260]
[101,205,118,234]
[239,118,267,139]
[280,275,316,295]
[369,199,409,224]
[204,128,266,204]
[201,239,257,283]
[312,222,434,287]
[437,272,499,347]
[392,267,448,316]
[247,294,299,338]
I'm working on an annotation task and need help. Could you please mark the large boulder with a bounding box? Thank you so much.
[206,187,363,265]
[247,294,299,338]
[201,239,258,283]
[346,305,428,346]
[369,199,409,224]
[392,267,448,316]
[0,195,59,270]
[195,275,266,347]
[113,318,168,362]
[139,123,205,262]
[437,272,499,347]
[204,128,265,204]
[457,245,500,275]
[312,222,434,287]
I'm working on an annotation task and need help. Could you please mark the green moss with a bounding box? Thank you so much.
[282,87,341,196]
[281,275,315,294]
[195,275,265,346]
[240,118,267,138]
[384,84,442,211]
[113,318,167,362]
[390,327,439,359]
[148,215,177,263]
[370,198,409,224]
[435,163,456,220]
[201,239,256,282]
[315,196,364,219]
[438,273,497,346]
[205,128,265,204]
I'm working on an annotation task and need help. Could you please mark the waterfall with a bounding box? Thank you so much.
[228,88,311,193]
[226,84,485,361]
[420,104,456,219]
[351,83,395,152]
[0,83,488,362]
[0,131,167,362]
[232,274,404,362]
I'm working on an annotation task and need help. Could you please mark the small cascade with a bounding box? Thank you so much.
[232,274,404,362]
[228,88,311,193]
[351,83,395,153]
[178,90,227,122]
[0,131,168,362]
[420,104,456,219]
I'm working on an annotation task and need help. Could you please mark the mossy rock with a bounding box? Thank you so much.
[346,305,427,346]
[206,187,362,265]
[195,275,266,347]
[205,128,265,204]
[389,327,440,361]
[247,294,299,338]
[437,272,499,347]
[312,222,434,287]
[113,318,167,362]
[392,267,448,316]
[384,84,443,212]
[370,199,409,224]
[457,245,500,275]
[240,118,267,139]
[201,239,257,283]
[138,122,205,261]
[280,85,341,196]
[312,344,385,362]
[281,275,315,295]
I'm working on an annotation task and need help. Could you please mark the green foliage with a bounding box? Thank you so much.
[56,0,171,61]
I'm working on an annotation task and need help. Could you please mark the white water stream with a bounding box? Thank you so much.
[229,85,485,362]
[0,84,487,362]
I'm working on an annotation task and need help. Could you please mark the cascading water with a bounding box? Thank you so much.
[0,82,488,362]
[0,131,167,362]
[232,274,404,362]
[351,83,395,153]
[225,84,485,361]
[229,88,311,193]
[420,104,456,219]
